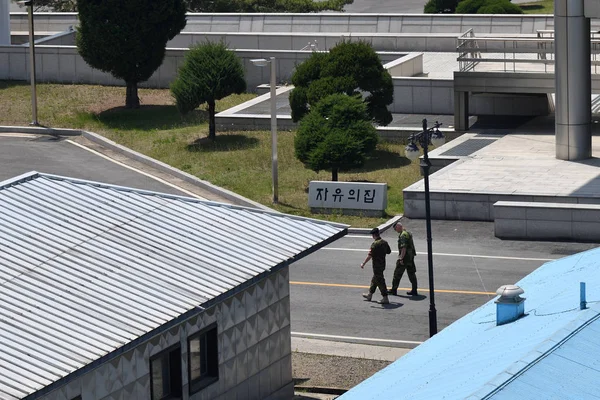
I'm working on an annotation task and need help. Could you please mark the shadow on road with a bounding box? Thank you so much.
[399,294,427,301]
[370,303,403,309]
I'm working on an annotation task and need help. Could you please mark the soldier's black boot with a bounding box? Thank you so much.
[388,289,398,296]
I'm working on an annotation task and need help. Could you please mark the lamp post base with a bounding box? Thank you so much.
[429,307,438,337]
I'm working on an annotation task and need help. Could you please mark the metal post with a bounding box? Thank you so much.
[420,119,438,337]
[0,0,10,45]
[26,1,39,126]
[554,0,591,160]
[580,282,587,310]
[269,57,278,204]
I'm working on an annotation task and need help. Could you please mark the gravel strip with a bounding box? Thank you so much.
[292,352,392,390]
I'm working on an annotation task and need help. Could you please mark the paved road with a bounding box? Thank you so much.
[290,218,598,345]
[0,134,191,195]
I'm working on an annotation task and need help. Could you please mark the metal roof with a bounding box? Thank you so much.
[340,246,600,400]
[0,171,348,400]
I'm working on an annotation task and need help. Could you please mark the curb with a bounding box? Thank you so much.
[295,386,347,396]
[80,129,272,211]
[1,125,402,230]
[0,125,80,136]
[347,214,402,235]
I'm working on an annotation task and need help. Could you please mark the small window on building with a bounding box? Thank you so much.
[150,345,182,400]
[189,325,219,394]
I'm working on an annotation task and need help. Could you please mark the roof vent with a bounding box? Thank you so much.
[495,285,525,326]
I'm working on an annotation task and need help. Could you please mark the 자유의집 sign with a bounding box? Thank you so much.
[308,181,387,213]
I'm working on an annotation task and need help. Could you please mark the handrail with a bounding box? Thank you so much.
[299,40,319,51]
[457,29,480,72]
[457,31,600,73]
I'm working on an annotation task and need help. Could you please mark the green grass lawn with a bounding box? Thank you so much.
[519,0,553,14]
[0,81,424,227]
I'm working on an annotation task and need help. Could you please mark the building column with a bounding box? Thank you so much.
[454,90,469,131]
[0,0,10,45]
[555,0,592,160]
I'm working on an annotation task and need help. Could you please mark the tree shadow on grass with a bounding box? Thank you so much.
[186,134,259,153]
[0,80,29,90]
[96,105,208,131]
[354,148,412,173]
[519,4,545,12]
[275,201,304,211]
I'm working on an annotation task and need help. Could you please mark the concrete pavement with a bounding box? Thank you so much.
[291,338,411,399]
[292,337,411,361]
[403,117,600,221]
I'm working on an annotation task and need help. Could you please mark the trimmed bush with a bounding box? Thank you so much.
[171,41,246,140]
[294,94,378,181]
[289,41,393,126]
[424,0,460,13]
[456,0,523,14]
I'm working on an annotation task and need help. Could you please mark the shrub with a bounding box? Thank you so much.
[423,0,460,13]
[294,94,378,181]
[171,41,246,140]
[456,0,523,14]
[289,41,393,126]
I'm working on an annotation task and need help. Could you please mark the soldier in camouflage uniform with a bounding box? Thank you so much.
[388,222,419,296]
[360,227,392,304]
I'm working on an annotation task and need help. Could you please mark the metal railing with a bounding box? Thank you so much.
[457,29,481,72]
[299,40,319,51]
[457,30,600,73]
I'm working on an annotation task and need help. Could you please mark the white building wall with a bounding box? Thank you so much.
[35,267,293,400]
[8,13,566,36]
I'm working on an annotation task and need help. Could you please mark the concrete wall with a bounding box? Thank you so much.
[494,201,600,241]
[36,29,76,45]
[384,52,423,77]
[167,31,461,52]
[585,0,600,18]
[0,44,404,90]
[10,12,78,33]
[456,71,600,94]
[404,189,600,222]
[36,267,293,400]
[9,13,572,36]
[392,77,549,115]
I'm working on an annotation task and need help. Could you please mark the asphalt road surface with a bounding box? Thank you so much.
[0,134,190,196]
[290,218,598,345]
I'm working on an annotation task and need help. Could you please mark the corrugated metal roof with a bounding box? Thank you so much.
[0,171,348,400]
[339,247,600,400]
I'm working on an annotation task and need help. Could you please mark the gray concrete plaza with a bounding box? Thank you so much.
[403,117,600,230]
[411,130,600,196]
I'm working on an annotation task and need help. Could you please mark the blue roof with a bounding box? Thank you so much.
[340,247,600,400]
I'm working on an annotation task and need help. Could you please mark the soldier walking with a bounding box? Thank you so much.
[388,222,419,296]
[360,227,392,304]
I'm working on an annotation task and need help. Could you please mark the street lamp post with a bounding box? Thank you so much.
[405,119,445,337]
[19,0,38,126]
[250,57,278,204]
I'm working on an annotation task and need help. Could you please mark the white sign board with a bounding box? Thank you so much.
[308,181,387,212]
